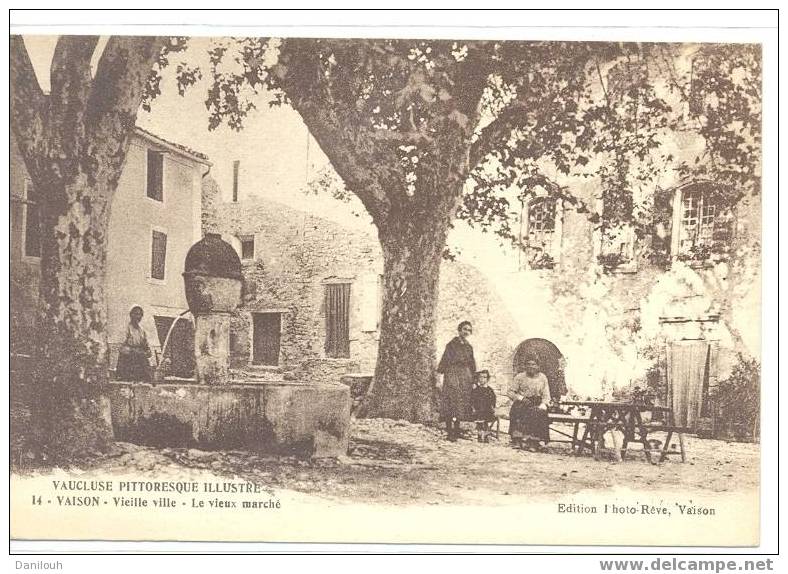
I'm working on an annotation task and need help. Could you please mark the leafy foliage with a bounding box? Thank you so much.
[461,43,760,258]
[160,39,759,260]
[712,354,760,442]
[141,37,191,112]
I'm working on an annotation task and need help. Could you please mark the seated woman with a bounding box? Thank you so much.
[116,305,152,382]
[507,357,551,452]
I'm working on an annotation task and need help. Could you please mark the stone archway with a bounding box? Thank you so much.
[513,338,567,400]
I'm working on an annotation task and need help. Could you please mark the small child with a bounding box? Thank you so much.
[472,370,497,442]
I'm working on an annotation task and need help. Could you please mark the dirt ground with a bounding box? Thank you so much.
[65,417,759,506]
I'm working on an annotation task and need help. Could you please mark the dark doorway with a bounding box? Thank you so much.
[153,315,195,378]
[512,338,567,400]
[253,313,281,366]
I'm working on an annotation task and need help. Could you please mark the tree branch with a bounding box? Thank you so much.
[85,36,168,180]
[10,35,49,181]
[274,38,394,225]
[468,100,529,169]
[50,35,99,110]
[47,36,101,177]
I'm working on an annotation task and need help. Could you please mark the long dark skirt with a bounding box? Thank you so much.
[116,351,151,382]
[509,400,550,442]
[442,366,474,422]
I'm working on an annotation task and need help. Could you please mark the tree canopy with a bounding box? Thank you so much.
[188,39,760,253]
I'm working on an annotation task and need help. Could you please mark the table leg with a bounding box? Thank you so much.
[592,425,602,461]
[576,421,591,455]
[679,432,686,463]
[572,421,580,450]
[659,431,674,462]
[634,411,654,464]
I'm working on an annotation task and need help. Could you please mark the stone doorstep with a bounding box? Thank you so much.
[231,371,285,378]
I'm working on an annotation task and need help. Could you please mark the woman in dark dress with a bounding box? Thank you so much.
[436,321,476,441]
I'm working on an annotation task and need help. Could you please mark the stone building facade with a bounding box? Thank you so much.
[497,131,761,430]
[206,129,760,433]
[206,195,521,396]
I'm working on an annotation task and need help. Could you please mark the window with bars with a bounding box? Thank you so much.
[524,197,557,269]
[23,180,41,258]
[324,282,351,358]
[150,230,167,280]
[146,150,164,202]
[676,186,729,261]
[680,189,715,250]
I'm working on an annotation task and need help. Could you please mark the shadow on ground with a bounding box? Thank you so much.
[20,417,759,506]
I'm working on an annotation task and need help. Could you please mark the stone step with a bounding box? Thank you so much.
[230,367,286,383]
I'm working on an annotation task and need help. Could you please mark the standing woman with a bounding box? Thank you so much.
[436,321,476,441]
[116,305,152,382]
[508,356,551,451]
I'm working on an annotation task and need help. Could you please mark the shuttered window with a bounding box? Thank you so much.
[325,283,351,358]
[146,150,164,201]
[151,230,167,280]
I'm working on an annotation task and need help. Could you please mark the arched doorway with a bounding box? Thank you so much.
[513,338,567,400]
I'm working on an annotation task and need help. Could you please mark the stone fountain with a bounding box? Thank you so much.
[106,233,351,457]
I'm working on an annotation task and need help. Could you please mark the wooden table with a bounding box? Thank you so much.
[561,401,685,463]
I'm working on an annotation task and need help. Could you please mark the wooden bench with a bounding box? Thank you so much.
[582,421,689,463]
[548,414,592,450]
[486,413,591,450]
[640,424,689,462]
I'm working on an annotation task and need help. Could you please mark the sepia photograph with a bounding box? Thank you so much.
[7,9,777,553]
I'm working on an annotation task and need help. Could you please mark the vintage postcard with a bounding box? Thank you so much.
[8,11,775,550]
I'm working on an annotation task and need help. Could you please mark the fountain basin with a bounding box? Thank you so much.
[105,380,351,458]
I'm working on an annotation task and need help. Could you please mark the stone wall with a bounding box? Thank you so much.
[211,198,521,394]
[209,141,760,415]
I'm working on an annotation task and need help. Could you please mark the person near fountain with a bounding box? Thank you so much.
[507,356,551,452]
[436,320,476,441]
[116,305,152,382]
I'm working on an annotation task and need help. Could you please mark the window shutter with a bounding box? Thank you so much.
[151,230,167,280]
[147,150,164,201]
[325,283,351,358]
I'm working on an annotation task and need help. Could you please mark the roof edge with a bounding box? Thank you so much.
[134,126,212,165]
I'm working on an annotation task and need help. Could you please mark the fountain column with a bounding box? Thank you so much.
[182,233,242,385]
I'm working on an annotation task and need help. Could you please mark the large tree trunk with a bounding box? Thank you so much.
[28,172,115,461]
[361,211,452,422]
[10,35,168,464]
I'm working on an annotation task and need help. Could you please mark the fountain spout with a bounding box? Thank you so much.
[153,309,193,382]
